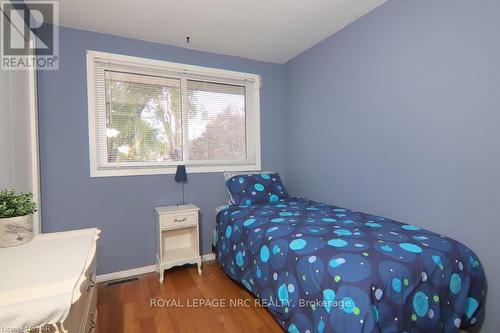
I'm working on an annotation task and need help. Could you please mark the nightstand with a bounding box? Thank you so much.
[155,204,202,283]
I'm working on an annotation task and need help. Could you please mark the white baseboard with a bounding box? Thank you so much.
[96,265,156,283]
[96,253,216,283]
[202,252,215,261]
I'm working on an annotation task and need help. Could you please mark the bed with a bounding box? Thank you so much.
[216,196,486,333]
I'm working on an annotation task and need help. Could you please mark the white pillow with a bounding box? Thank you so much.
[223,170,274,182]
[215,204,230,214]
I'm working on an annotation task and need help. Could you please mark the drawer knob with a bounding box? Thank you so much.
[87,273,96,292]
[88,312,96,332]
[174,217,187,222]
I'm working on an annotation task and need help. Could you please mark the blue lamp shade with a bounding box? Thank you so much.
[175,165,187,183]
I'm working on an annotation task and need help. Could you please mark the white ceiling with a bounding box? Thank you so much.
[47,0,386,64]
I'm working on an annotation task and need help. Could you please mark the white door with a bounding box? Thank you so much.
[0,9,41,233]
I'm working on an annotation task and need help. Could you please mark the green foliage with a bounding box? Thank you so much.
[189,108,246,160]
[105,74,245,164]
[106,79,183,163]
[0,189,38,218]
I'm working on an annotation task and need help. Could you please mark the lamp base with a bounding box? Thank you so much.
[180,182,185,205]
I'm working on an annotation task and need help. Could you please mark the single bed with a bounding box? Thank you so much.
[216,197,486,333]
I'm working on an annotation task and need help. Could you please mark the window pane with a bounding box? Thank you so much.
[105,70,182,163]
[187,80,246,161]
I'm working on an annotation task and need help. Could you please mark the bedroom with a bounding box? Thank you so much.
[0,0,497,332]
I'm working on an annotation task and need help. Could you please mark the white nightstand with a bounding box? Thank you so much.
[155,204,202,283]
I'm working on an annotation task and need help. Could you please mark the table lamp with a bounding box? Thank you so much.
[175,165,187,205]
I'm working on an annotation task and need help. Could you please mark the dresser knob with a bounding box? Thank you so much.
[87,313,96,332]
[87,273,96,292]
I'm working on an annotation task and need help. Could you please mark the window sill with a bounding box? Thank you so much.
[89,164,261,178]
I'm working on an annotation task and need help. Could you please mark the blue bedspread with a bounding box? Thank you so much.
[216,197,486,333]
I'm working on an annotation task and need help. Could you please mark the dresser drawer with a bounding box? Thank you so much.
[40,257,97,333]
[73,244,97,304]
[64,250,97,333]
[83,288,98,333]
[160,211,198,229]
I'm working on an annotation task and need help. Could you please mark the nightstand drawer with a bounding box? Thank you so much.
[160,212,198,229]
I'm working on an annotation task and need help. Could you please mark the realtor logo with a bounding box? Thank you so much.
[1,1,59,70]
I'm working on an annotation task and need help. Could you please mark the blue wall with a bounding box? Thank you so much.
[38,2,499,329]
[285,0,499,331]
[37,26,286,275]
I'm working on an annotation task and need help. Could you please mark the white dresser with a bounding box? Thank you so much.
[155,204,202,283]
[0,228,100,333]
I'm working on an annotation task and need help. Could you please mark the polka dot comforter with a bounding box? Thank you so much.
[216,197,486,333]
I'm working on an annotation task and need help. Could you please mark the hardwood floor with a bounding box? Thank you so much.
[97,261,284,332]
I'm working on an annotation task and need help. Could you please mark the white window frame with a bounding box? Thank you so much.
[86,50,261,177]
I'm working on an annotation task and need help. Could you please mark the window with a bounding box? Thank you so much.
[86,51,261,177]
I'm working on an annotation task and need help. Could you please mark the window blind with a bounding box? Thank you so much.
[88,51,261,176]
